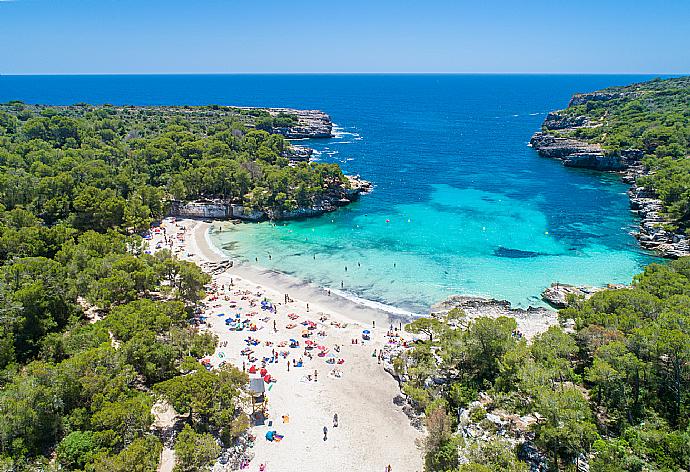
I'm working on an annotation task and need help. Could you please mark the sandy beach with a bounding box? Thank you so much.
[149,218,424,472]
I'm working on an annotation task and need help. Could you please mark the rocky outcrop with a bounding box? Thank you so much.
[568,90,639,107]
[529,132,637,170]
[170,175,372,222]
[430,295,557,339]
[265,108,333,139]
[284,144,313,161]
[540,283,627,308]
[629,179,690,257]
[543,112,588,130]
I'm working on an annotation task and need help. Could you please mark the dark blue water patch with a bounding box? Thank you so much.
[494,246,544,258]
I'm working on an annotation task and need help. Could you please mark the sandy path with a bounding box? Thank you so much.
[150,219,424,472]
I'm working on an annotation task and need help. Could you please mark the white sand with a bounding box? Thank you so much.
[149,219,424,472]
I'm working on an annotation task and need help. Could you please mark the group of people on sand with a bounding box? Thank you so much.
[149,220,407,472]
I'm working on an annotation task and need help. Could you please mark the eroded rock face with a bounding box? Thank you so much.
[430,295,557,339]
[568,90,639,107]
[543,112,588,130]
[629,181,690,258]
[267,108,334,139]
[540,283,616,308]
[170,175,372,222]
[529,132,632,170]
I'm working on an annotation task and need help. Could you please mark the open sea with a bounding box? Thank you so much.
[0,74,660,311]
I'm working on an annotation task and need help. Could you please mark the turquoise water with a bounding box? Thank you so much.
[0,74,658,311]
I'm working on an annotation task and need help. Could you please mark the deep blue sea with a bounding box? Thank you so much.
[0,74,659,311]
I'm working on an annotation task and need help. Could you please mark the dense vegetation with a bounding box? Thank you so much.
[399,257,690,471]
[0,101,348,230]
[549,76,690,229]
[0,101,337,470]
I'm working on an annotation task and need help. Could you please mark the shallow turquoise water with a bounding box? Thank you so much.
[212,182,647,311]
[0,74,658,311]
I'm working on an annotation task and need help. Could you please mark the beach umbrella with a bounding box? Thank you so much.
[260,368,268,376]
[289,339,297,343]
[263,374,272,383]
[327,352,336,358]
[362,330,370,334]
[317,345,327,351]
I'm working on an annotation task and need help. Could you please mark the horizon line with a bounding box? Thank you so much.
[1,72,687,77]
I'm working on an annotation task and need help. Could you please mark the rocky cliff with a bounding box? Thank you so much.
[171,175,372,222]
[530,92,689,258]
[264,108,334,139]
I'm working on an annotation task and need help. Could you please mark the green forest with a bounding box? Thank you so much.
[400,257,690,471]
[0,102,350,470]
[549,76,690,230]
[0,102,348,232]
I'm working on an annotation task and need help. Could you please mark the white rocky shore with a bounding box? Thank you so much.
[170,175,372,221]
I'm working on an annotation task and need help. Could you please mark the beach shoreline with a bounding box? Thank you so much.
[151,218,426,472]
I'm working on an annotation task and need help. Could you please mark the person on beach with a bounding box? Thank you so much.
[314,369,318,382]
[306,303,309,312]
[341,281,344,288]
[327,289,331,296]
[333,413,338,428]
[323,426,328,441]
[287,360,290,372]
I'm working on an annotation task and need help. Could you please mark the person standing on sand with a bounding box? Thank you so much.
[287,360,290,372]
[323,426,328,441]
[314,369,318,382]
[333,413,338,427]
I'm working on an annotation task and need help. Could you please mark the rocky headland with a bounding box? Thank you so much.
[530,90,689,258]
[262,108,334,139]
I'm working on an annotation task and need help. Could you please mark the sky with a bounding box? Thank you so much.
[1,0,689,74]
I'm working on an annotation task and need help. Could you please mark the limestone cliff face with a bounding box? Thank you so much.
[170,175,372,222]
[530,96,689,258]
[567,90,639,107]
[265,108,333,139]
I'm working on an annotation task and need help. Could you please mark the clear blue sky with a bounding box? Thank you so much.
[1,0,689,74]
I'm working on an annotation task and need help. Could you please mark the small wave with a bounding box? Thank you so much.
[329,288,421,317]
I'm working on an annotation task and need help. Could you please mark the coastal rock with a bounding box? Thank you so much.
[265,108,334,139]
[430,295,557,339]
[540,283,619,308]
[567,90,639,107]
[284,144,313,161]
[529,132,627,170]
[169,175,372,222]
[543,112,588,130]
